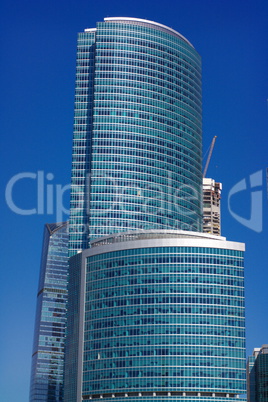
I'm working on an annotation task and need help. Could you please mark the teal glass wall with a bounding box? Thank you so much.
[247,346,268,402]
[29,223,68,401]
[63,252,84,402]
[81,232,246,402]
[69,18,202,256]
[256,352,268,401]
[248,355,257,402]
[69,30,96,256]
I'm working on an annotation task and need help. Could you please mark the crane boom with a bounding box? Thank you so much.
[203,136,217,177]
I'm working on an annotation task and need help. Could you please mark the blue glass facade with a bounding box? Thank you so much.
[64,231,246,402]
[30,222,68,401]
[69,17,203,256]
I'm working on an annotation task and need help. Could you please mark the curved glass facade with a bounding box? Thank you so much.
[69,18,202,256]
[78,231,246,402]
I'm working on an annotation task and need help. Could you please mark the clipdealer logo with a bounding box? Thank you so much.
[5,169,267,233]
[5,171,70,222]
[4,170,202,232]
[228,170,265,233]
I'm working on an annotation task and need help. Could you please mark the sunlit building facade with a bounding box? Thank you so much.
[30,222,68,401]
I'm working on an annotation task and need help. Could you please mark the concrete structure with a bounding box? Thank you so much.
[247,345,268,402]
[203,178,222,236]
[29,222,68,401]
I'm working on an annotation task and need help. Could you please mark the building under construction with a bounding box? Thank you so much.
[203,178,222,235]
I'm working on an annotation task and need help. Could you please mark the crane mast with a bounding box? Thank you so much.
[203,136,217,177]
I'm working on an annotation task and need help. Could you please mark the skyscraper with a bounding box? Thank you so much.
[30,222,68,401]
[69,17,203,256]
[247,345,268,402]
[64,17,246,402]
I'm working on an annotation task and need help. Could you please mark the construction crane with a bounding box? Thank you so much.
[203,136,217,178]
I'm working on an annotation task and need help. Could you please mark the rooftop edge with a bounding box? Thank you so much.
[85,17,194,48]
[91,229,226,246]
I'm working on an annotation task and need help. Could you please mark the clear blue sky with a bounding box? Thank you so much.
[0,0,267,400]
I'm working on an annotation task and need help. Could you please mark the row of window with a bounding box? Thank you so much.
[72,129,201,149]
[88,305,244,321]
[77,82,202,112]
[90,132,201,151]
[91,56,199,81]
[93,84,199,113]
[94,44,199,74]
[91,114,199,134]
[87,325,244,339]
[87,218,199,234]
[97,21,197,46]
[84,377,243,392]
[87,339,245,353]
[92,94,202,123]
[85,366,244,379]
[87,315,244,329]
[89,148,198,169]
[88,261,243,276]
[90,247,243,258]
[88,295,244,311]
[94,33,194,56]
[94,24,200,62]
[87,225,202,240]
[93,69,199,97]
[88,277,244,291]
[88,255,243,268]
[86,355,244,367]
[83,24,190,52]
[89,287,244,300]
[91,107,199,130]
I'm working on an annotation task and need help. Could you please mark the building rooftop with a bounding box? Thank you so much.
[45,221,68,235]
[85,17,194,48]
[253,345,268,356]
[91,229,226,248]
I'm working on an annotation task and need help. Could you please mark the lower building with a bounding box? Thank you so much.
[29,222,69,401]
[247,345,268,402]
[64,230,246,402]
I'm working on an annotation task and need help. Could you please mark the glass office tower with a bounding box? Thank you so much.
[30,222,68,401]
[69,17,203,256]
[65,230,245,402]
